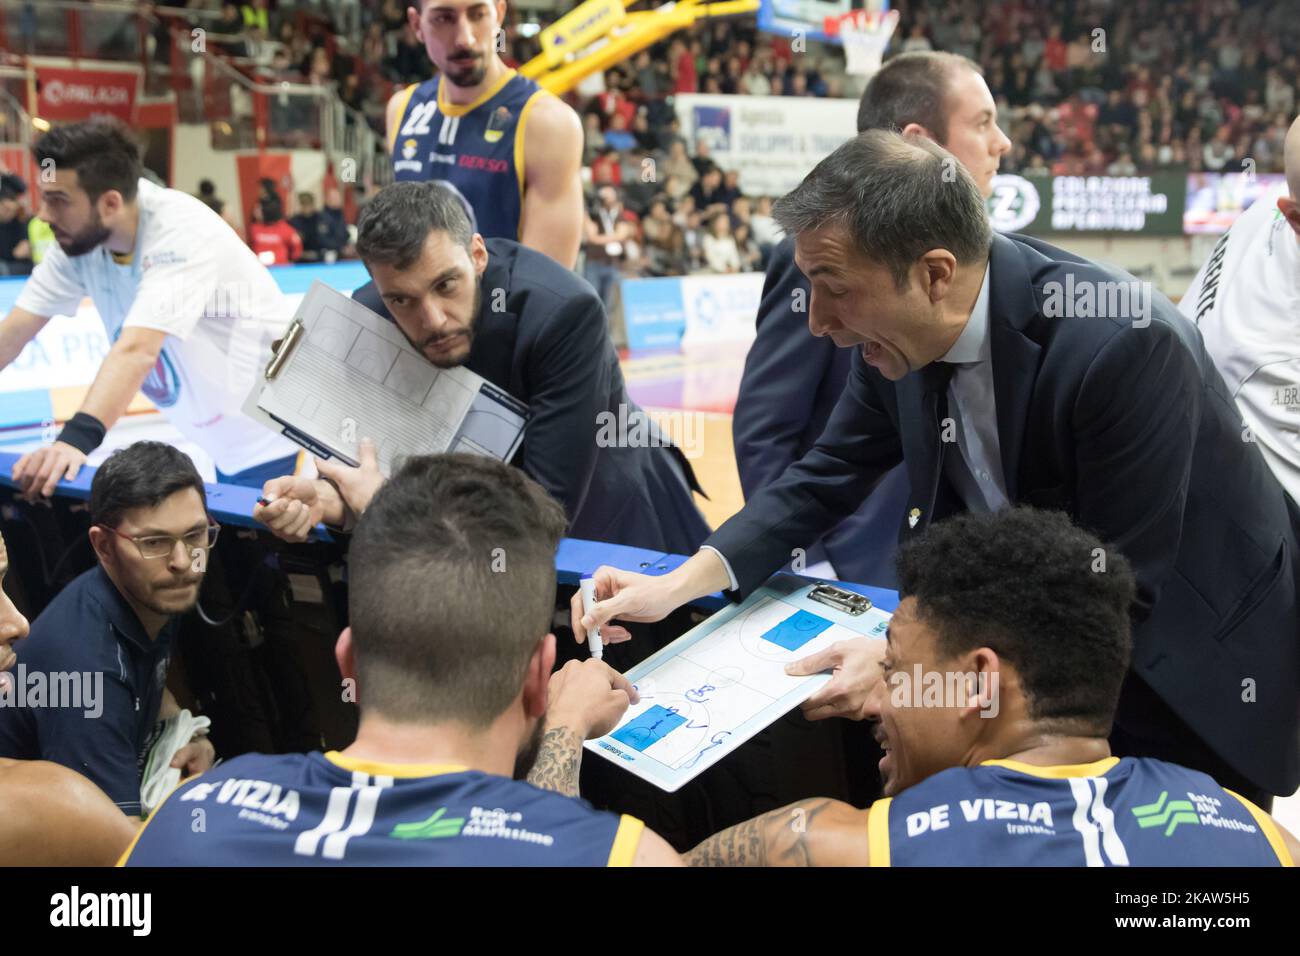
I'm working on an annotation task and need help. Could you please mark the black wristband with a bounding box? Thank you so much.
[56,412,107,455]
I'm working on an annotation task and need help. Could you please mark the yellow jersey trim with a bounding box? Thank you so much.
[980,756,1120,779]
[867,798,891,867]
[1225,789,1293,866]
[323,751,468,779]
[513,89,545,237]
[387,83,420,153]
[437,68,517,118]
[115,774,196,866]
[111,250,133,266]
[607,814,644,867]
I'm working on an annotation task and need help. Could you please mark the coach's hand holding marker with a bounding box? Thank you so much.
[569,551,732,647]
[579,575,604,660]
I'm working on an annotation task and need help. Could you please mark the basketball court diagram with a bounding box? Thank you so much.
[608,595,860,771]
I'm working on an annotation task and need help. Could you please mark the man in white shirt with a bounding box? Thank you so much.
[0,119,298,495]
[1180,114,1300,505]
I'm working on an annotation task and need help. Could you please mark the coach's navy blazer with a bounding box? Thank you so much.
[708,231,1300,796]
[354,239,711,556]
[733,236,908,587]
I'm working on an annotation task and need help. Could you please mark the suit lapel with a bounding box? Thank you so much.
[465,250,521,393]
[987,235,1043,502]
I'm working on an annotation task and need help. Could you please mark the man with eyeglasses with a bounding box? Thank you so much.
[0,441,216,817]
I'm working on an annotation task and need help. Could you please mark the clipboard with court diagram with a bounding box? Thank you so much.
[585,574,893,792]
[244,281,528,475]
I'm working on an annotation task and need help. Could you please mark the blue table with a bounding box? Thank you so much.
[0,450,899,615]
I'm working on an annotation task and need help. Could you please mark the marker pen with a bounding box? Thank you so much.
[579,574,602,661]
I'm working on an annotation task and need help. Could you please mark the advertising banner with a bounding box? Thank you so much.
[987,172,1187,236]
[675,93,859,198]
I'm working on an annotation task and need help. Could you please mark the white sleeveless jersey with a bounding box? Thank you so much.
[1180,185,1300,504]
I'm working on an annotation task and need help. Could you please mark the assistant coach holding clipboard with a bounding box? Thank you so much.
[574,130,1300,807]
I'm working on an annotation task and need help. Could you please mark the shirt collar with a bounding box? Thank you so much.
[939,261,992,366]
[85,564,171,653]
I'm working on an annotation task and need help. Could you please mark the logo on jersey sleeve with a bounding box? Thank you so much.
[141,349,182,408]
[394,138,424,174]
[484,106,513,144]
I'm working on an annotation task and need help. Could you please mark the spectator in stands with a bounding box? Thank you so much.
[240,0,272,37]
[195,178,239,230]
[591,148,623,187]
[640,197,687,277]
[691,165,729,218]
[1204,126,1235,170]
[749,195,782,257]
[583,186,635,312]
[289,192,334,263]
[743,62,772,96]
[0,442,217,818]
[604,113,637,152]
[700,211,739,274]
[630,111,658,152]
[733,222,761,272]
[691,139,715,177]
[661,141,698,194]
[247,194,302,265]
[214,3,249,58]
[0,174,32,277]
[719,169,742,208]
[388,21,426,84]
[361,21,388,71]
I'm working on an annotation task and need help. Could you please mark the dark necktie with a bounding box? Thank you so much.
[919,361,956,527]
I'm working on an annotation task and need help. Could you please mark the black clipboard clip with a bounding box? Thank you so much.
[265,319,305,380]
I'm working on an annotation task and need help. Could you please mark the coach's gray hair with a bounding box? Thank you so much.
[773,130,992,289]
[357,181,473,270]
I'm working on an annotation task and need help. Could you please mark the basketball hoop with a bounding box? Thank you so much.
[824,9,900,78]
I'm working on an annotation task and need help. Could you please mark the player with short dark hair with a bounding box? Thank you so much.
[685,508,1298,867]
[383,0,584,267]
[124,453,681,866]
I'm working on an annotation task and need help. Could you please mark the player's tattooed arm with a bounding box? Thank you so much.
[525,726,584,798]
[684,798,869,866]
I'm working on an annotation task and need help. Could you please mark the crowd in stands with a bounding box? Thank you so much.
[8,0,1297,281]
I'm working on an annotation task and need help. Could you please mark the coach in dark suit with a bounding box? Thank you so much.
[575,130,1300,804]
[733,51,1010,588]
[734,236,909,586]
[264,181,710,556]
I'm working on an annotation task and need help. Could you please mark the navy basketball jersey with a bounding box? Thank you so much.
[867,756,1291,866]
[120,751,645,866]
[389,70,544,241]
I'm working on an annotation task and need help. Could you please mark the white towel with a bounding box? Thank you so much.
[141,710,212,816]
